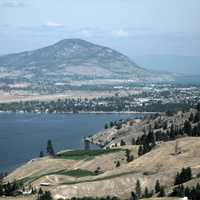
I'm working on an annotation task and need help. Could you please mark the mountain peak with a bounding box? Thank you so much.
[0,39,174,85]
[53,38,98,48]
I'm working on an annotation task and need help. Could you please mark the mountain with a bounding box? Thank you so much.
[0,39,173,90]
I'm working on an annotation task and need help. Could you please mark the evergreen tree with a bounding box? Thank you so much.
[131,138,136,145]
[125,149,134,162]
[169,124,176,140]
[158,186,165,197]
[84,138,90,150]
[144,187,149,198]
[120,140,126,146]
[0,183,3,196]
[189,113,194,122]
[184,186,191,199]
[155,180,161,193]
[197,103,200,112]
[174,167,192,185]
[116,161,120,168]
[135,179,141,199]
[104,123,108,129]
[131,191,138,200]
[39,151,44,157]
[38,188,43,199]
[37,190,53,200]
[138,145,143,157]
[184,120,192,135]
[47,140,55,156]
[110,121,114,128]
[194,112,200,123]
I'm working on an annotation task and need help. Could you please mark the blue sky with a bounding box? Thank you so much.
[0,0,200,73]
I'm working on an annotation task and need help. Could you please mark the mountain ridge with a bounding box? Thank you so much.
[0,39,174,90]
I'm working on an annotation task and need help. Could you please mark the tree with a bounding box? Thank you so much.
[38,190,53,200]
[194,112,200,123]
[94,167,101,175]
[0,184,3,196]
[174,167,192,185]
[125,149,134,162]
[138,145,143,157]
[144,187,149,198]
[116,161,120,168]
[104,123,108,129]
[169,124,176,140]
[110,121,114,128]
[184,120,192,135]
[155,180,161,193]
[135,179,141,198]
[197,103,200,112]
[189,113,194,122]
[47,140,55,156]
[131,138,136,145]
[158,186,166,197]
[38,188,43,199]
[84,138,90,150]
[131,191,138,200]
[39,151,44,158]
[120,139,126,146]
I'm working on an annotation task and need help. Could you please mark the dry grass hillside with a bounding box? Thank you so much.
[90,109,198,148]
[3,137,200,199]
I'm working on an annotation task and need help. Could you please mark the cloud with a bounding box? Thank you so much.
[112,29,130,38]
[0,0,26,7]
[78,29,94,38]
[45,21,64,28]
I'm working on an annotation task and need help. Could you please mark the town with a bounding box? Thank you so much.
[0,83,199,113]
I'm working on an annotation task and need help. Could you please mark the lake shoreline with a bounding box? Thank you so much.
[0,110,161,115]
[0,112,141,173]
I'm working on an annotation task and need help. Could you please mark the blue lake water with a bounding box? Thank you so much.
[0,113,138,173]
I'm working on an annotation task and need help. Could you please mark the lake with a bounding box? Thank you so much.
[0,112,139,173]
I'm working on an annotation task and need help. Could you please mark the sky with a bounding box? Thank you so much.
[0,0,200,73]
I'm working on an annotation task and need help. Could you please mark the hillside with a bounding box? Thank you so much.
[90,109,198,148]
[2,107,200,199]
[3,137,200,199]
[0,39,173,91]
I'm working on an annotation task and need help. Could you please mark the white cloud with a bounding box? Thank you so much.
[46,21,64,27]
[0,0,25,7]
[112,29,130,38]
[79,30,93,37]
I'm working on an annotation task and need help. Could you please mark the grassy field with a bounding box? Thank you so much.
[58,169,97,177]
[56,148,124,160]
[61,170,139,185]
[18,168,98,185]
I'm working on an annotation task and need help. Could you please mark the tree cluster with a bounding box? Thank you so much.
[37,188,53,200]
[0,180,23,197]
[131,179,166,200]
[174,167,192,185]
[137,131,156,156]
[171,183,200,200]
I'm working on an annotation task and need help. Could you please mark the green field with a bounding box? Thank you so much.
[56,148,124,160]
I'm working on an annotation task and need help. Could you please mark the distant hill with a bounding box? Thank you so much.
[0,39,173,88]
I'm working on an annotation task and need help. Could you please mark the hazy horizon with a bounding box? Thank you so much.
[0,0,200,74]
